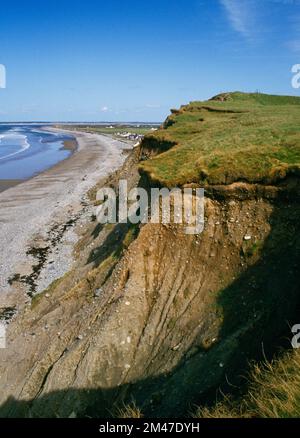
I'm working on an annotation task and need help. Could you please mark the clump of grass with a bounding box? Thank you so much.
[114,402,144,419]
[243,240,264,258]
[122,224,140,249]
[195,349,300,418]
[139,92,300,187]
[30,276,63,309]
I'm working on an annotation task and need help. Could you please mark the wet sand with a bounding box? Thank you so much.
[61,138,78,152]
[0,179,23,193]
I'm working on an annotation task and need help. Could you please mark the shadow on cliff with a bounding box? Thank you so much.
[1,198,300,418]
[88,222,140,268]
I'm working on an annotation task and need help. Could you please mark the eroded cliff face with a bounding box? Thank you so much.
[0,148,299,418]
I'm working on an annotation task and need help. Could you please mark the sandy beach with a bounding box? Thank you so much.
[0,129,132,308]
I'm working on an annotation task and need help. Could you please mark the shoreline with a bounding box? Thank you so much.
[0,128,79,194]
[0,129,133,309]
[0,179,23,193]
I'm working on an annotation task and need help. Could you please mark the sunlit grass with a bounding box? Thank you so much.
[140,92,300,187]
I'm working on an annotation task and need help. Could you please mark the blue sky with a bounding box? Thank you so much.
[0,0,300,122]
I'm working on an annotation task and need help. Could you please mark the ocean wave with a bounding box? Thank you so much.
[0,134,30,161]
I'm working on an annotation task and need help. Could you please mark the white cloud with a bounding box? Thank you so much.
[220,0,255,38]
[100,106,109,112]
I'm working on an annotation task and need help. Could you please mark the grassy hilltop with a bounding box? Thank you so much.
[140,92,300,187]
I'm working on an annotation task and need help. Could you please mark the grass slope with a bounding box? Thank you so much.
[140,92,300,187]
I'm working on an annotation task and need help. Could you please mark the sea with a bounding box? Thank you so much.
[0,124,76,180]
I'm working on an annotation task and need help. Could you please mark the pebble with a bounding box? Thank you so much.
[244,235,252,241]
[94,288,103,297]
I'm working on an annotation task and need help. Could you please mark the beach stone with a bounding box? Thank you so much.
[94,288,103,297]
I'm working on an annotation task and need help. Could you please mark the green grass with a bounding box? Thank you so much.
[57,124,155,137]
[30,276,64,309]
[78,126,152,136]
[139,92,300,187]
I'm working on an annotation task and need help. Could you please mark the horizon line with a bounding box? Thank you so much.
[0,121,163,125]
